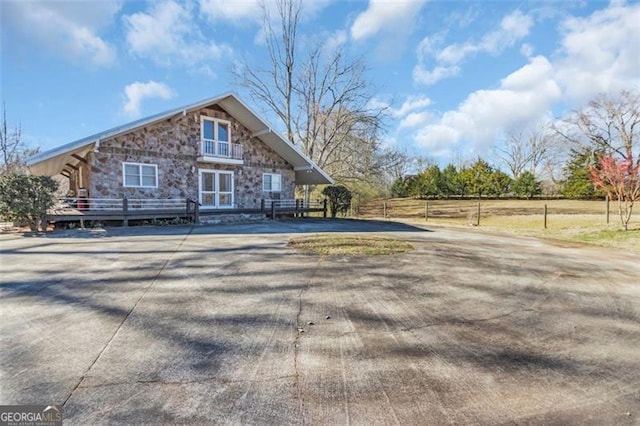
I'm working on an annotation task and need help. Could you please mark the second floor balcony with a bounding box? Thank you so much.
[197,139,244,165]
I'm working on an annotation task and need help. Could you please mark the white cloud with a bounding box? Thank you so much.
[324,30,348,53]
[555,1,640,102]
[199,0,332,29]
[123,0,232,67]
[414,55,561,154]
[351,0,427,40]
[409,2,640,161]
[123,81,175,118]
[199,0,262,23]
[369,95,432,129]
[520,43,534,57]
[413,65,460,86]
[2,1,120,66]
[392,96,432,118]
[413,9,533,85]
[400,111,431,129]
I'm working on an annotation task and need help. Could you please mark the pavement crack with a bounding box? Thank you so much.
[401,307,534,332]
[62,226,195,407]
[77,374,297,389]
[293,286,306,424]
[293,255,324,425]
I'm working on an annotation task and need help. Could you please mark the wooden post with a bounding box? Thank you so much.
[122,197,129,227]
[476,202,481,227]
[295,199,300,218]
[323,199,328,218]
[260,198,266,212]
[544,204,548,229]
[271,200,276,220]
[606,195,610,224]
[383,201,387,219]
[194,201,200,224]
[186,199,191,215]
[425,201,429,221]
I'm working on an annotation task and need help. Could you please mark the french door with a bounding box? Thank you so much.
[199,169,234,209]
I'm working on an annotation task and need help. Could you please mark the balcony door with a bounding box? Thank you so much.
[199,169,234,209]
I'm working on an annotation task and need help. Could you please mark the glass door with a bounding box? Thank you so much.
[199,169,234,209]
[200,171,216,208]
[218,172,233,207]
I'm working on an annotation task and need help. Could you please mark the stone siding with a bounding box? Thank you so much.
[89,105,295,208]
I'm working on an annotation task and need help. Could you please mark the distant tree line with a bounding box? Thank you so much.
[390,159,542,199]
[390,89,639,230]
[390,147,614,200]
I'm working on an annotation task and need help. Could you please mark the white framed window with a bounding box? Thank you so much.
[201,117,231,155]
[201,116,230,142]
[263,173,282,192]
[123,162,158,188]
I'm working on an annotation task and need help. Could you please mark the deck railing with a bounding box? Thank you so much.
[54,198,189,212]
[46,197,327,224]
[201,139,243,160]
[262,198,327,218]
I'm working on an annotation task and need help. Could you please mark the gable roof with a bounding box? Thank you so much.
[26,92,333,185]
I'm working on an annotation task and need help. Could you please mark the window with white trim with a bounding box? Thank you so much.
[123,162,158,188]
[201,116,231,156]
[263,173,282,192]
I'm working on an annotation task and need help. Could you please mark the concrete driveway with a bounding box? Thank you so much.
[1,219,639,425]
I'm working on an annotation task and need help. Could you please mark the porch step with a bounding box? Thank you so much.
[198,213,267,225]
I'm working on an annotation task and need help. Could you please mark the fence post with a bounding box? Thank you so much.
[194,201,200,224]
[122,197,129,227]
[271,200,276,220]
[383,201,387,219]
[425,201,429,222]
[544,204,548,229]
[295,199,300,218]
[323,199,328,218]
[606,195,610,224]
[476,202,481,227]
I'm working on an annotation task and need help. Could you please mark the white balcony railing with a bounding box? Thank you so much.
[201,139,243,161]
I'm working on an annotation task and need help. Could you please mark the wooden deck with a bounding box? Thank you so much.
[45,197,327,226]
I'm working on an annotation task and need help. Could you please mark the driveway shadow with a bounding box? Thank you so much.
[36,218,431,239]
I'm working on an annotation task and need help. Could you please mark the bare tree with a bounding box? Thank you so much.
[558,90,640,229]
[1,105,38,175]
[559,90,639,165]
[234,0,386,188]
[235,0,300,144]
[293,45,384,169]
[379,148,413,181]
[495,124,559,179]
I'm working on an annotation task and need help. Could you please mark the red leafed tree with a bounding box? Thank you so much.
[590,155,640,230]
[559,90,639,230]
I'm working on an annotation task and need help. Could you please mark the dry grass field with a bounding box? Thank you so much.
[357,198,640,253]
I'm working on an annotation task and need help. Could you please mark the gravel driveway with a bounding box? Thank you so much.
[1,219,639,425]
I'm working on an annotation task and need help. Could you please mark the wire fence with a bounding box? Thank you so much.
[355,198,639,229]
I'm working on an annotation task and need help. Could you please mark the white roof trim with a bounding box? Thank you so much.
[26,92,333,185]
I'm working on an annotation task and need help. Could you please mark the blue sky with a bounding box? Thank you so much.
[2,0,639,167]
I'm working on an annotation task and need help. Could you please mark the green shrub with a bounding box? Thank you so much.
[0,173,59,231]
[322,185,352,218]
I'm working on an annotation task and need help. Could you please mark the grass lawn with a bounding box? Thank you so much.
[358,198,640,253]
[288,234,414,256]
